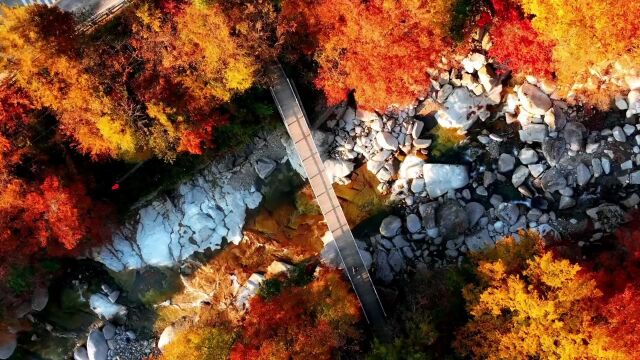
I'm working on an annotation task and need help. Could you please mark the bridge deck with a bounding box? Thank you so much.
[269,65,388,336]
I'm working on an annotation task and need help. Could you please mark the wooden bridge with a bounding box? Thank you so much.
[269,65,389,336]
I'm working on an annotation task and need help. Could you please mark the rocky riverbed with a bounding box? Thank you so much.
[318,52,640,283]
[92,127,296,271]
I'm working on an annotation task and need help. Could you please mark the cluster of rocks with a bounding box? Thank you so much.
[93,128,295,271]
[0,285,49,359]
[321,52,640,282]
[321,105,432,186]
[74,325,155,360]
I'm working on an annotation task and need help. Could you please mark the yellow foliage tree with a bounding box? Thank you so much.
[516,0,640,107]
[455,248,626,360]
[0,5,138,159]
[160,326,235,360]
[132,2,256,110]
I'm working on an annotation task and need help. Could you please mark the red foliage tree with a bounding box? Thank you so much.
[0,85,35,170]
[0,175,110,262]
[486,0,555,79]
[600,285,640,358]
[230,269,361,360]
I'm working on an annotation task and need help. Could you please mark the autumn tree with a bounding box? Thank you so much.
[514,0,640,107]
[0,85,35,174]
[0,175,110,261]
[279,0,457,110]
[0,5,137,159]
[455,241,626,359]
[485,0,555,80]
[160,326,236,360]
[230,268,361,360]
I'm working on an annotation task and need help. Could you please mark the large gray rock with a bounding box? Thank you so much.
[576,163,591,186]
[517,83,552,116]
[376,132,399,151]
[512,166,530,188]
[406,214,422,233]
[31,285,49,312]
[73,347,89,360]
[422,164,469,198]
[387,249,405,273]
[438,201,469,238]
[254,158,277,180]
[375,251,394,283]
[380,216,402,237]
[559,196,576,210]
[498,154,516,173]
[0,332,16,360]
[398,155,425,179]
[420,202,438,229]
[542,137,566,167]
[539,168,567,193]
[518,148,539,165]
[435,87,485,129]
[102,323,116,340]
[613,126,627,142]
[465,202,486,227]
[563,122,587,151]
[465,229,493,252]
[497,203,520,225]
[87,330,108,360]
[519,124,548,143]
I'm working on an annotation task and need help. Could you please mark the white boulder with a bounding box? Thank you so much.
[89,294,127,321]
[435,87,485,129]
[461,53,486,73]
[324,159,355,183]
[398,155,425,179]
[376,132,399,151]
[158,325,178,351]
[422,164,469,198]
[235,273,265,310]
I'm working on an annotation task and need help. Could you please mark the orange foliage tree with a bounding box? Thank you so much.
[455,233,626,359]
[514,0,640,106]
[230,269,361,360]
[279,0,457,110]
[0,5,137,159]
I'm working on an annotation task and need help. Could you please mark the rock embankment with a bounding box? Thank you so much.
[93,128,293,271]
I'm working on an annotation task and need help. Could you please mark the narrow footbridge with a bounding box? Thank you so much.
[270,64,388,336]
